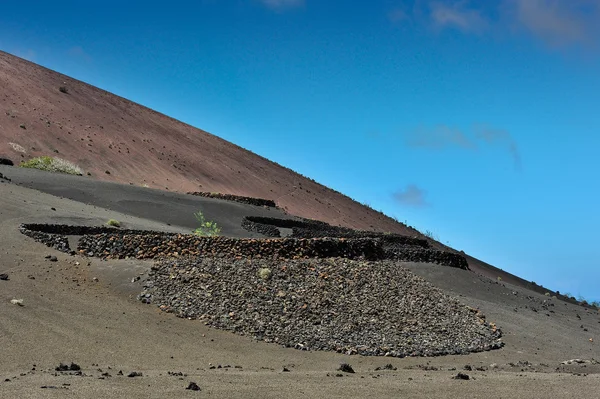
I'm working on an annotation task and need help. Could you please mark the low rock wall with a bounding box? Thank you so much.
[77,234,385,261]
[19,225,71,253]
[187,192,277,208]
[20,223,469,269]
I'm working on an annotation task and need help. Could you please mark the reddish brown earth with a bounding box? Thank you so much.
[0,51,567,295]
[0,50,407,234]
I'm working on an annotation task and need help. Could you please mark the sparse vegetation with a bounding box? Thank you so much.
[423,230,439,241]
[106,219,121,228]
[59,86,69,94]
[20,156,83,175]
[257,267,272,280]
[192,211,221,237]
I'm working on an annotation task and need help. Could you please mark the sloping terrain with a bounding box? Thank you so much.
[0,50,407,235]
[0,171,598,398]
[0,51,549,295]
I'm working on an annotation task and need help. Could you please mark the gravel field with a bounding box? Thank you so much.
[139,257,503,357]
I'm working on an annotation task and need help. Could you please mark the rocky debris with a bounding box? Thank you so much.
[374,364,397,371]
[241,217,281,237]
[186,382,201,391]
[0,273,8,281]
[127,371,143,377]
[55,363,81,372]
[242,217,468,269]
[10,299,23,306]
[187,192,277,208]
[0,172,11,182]
[139,257,503,357]
[21,223,468,268]
[78,234,384,261]
[561,359,598,365]
[21,224,386,261]
[453,372,470,380]
[338,364,355,373]
[41,385,68,389]
[0,157,14,166]
[20,226,71,253]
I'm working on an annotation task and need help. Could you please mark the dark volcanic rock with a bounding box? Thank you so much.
[0,273,8,281]
[453,372,470,380]
[139,257,503,357]
[0,157,14,166]
[338,363,355,373]
[187,192,277,208]
[186,382,201,391]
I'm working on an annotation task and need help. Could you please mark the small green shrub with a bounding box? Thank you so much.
[192,211,221,237]
[106,219,121,227]
[20,156,83,175]
[257,268,272,280]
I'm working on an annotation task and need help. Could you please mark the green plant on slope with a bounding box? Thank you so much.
[106,219,121,227]
[20,156,83,176]
[193,211,221,237]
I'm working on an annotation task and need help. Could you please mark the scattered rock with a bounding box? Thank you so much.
[127,371,143,377]
[55,363,81,372]
[0,157,14,166]
[186,382,201,391]
[374,364,397,371]
[0,273,8,281]
[453,373,470,380]
[338,363,355,374]
[10,299,23,306]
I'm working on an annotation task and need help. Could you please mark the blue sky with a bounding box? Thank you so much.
[1,0,599,301]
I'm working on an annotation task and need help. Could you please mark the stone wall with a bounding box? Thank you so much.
[20,223,470,269]
[187,192,277,208]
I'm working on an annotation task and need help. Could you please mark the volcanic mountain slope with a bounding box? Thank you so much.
[0,51,573,296]
[0,50,405,235]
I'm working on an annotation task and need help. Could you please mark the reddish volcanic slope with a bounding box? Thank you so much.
[0,50,412,234]
[0,50,566,295]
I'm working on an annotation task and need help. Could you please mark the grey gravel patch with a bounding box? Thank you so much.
[139,257,503,357]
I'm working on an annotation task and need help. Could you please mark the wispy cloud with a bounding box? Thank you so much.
[259,0,304,10]
[474,124,522,170]
[406,125,476,149]
[508,0,600,49]
[429,1,489,33]
[404,124,522,170]
[390,0,600,51]
[393,184,430,207]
